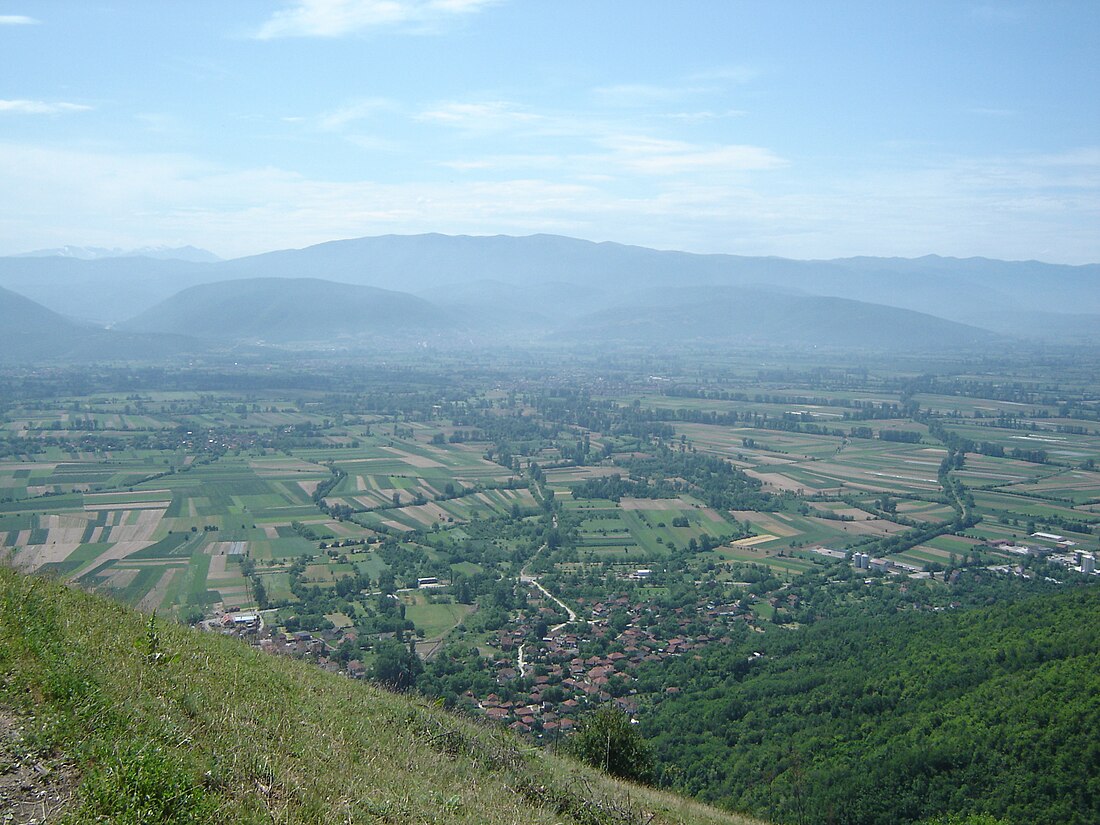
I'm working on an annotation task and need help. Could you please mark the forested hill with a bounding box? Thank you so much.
[639,586,1100,825]
[119,277,452,344]
[562,288,995,351]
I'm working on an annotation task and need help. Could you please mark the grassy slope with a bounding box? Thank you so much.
[0,565,762,825]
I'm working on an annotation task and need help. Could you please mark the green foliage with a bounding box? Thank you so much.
[642,588,1100,825]
[138,611,174,665]
[570,705,655,784]
[74,742,212,824]
[370,638,424,691]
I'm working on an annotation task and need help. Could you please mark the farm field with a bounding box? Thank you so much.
[0,351,1098,825]
[1,360,1097,672]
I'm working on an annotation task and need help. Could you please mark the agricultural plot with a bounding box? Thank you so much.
[355,487,537,531]
[399,591,475,640]
[569,496,739,561]
[711,542,822,577]
[0,424,414,614]
[2,370,1097,653]
[1003,468,1100,504]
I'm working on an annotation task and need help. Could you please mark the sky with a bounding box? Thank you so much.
[1,1,1098,262]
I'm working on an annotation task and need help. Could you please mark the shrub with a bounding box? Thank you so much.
[569,705,654,784]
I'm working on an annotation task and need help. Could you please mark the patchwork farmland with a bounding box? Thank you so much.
[0,360,1096,732]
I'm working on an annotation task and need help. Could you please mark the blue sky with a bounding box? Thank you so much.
[1,1,1097,262]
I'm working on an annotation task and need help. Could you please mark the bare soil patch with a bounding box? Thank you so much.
[743,469,805,493]
[297,479,322,497]
[619,497,681,511]
[0,708,77,824]
[380,446,444,468]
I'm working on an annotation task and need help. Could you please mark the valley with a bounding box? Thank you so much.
[2,345,1097,824]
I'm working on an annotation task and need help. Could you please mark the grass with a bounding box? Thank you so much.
[0,564,763,825]
[402,595,475,639]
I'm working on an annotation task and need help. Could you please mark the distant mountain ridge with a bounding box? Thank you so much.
[13,244,221,263]
[0,233,1096,349]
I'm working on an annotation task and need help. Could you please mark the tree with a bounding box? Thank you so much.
[378,570,396,595]
[569,705,654,784]
[369,639,423,691]
[251,578,267,609]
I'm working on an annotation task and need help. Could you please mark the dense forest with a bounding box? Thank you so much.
[640,587,1100,825]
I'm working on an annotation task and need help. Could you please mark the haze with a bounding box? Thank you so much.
[2,0,1098,263]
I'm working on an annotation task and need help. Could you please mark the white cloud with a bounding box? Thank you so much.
[254,0,498,39]
[663,109,748,122]
[0,99,91,114]
[439,154,564,171]
[0,15,37,25]
[318,98,392,131]
[686,66,759,84]
[591,83,702,106]
[0,141,1096,264]
[600,135,786,175]
[418,101,545,132]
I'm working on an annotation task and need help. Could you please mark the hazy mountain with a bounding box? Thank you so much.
[965,310,1100,344]
[0,285,203,362]
[414,279,610,335]
[564,288,998,352]
[216,234,1100,317]
[119,277,452,345]
[3,234,1097,338]
[0,256,216,324]
[0,284,89,355]
[203,235,1100,329]
[13,244,221,263]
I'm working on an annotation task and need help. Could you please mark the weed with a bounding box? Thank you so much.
[70,742,212,824]
[138,611,174,666]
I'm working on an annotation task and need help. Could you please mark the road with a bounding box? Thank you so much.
[521,575,577,633]
[519,521,577,633]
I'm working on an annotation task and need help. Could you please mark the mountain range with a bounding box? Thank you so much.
[12,244,221,263]
[1,233,1096,362]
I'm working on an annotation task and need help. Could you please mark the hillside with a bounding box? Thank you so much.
[119,277,452,345]
[110,276,995,353]
[641,586,1100,825]
[0,284,90,356]
[0,256,213,324]
[0,285,202,363]
[0,565,758,825]
[563,288,996,351]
